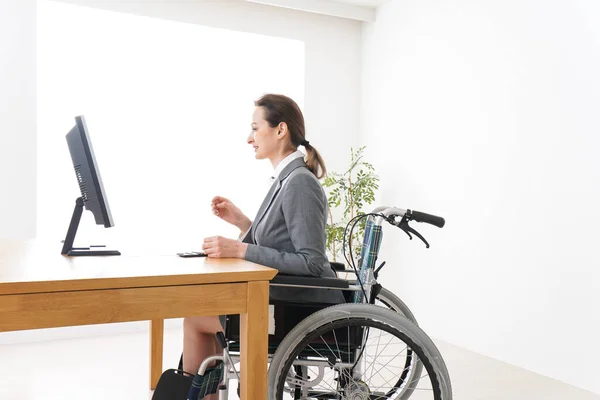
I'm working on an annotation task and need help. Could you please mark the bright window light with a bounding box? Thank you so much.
[36,0,305,251]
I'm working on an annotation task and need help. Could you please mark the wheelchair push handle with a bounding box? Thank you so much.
[375,207,445,249]
[409,210,445,228]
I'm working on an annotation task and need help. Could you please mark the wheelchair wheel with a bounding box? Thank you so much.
[371,287,422,399]
[374,287,418,325]
[268,304,451,400]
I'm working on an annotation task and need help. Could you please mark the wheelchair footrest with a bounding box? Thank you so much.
[151,369,193,400]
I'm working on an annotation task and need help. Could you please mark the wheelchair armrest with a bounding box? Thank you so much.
[270,274,349,289]
[330,262,346,272]
[330,262,360,274]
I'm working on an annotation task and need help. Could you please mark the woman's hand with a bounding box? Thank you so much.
[211,196,252,233]
[202,236,248,259]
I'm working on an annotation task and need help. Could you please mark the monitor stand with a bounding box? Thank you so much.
[61,197,121,256]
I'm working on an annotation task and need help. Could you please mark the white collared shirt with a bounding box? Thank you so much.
[240,150,306,241]
[270,150,305,182]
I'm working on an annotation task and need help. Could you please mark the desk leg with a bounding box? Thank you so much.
[240,280,269,400]
[150,319,164,390]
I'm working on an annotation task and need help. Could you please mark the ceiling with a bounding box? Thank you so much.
[245,0,387,21]
[332,0,388,7]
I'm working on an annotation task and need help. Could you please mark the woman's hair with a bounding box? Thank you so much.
[255,94,327,179]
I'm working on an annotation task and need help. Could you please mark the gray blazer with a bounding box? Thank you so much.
[243,158,345,304]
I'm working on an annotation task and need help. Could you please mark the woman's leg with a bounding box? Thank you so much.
[183,315,224,400]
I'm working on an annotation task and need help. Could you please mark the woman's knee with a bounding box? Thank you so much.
[184,315,222,334]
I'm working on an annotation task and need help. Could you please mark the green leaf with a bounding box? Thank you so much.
[323,145,380,261]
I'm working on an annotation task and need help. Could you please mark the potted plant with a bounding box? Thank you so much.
[323,146,380,263]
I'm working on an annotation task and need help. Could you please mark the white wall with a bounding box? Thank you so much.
[361,0,600,394]
[0,0,37,239]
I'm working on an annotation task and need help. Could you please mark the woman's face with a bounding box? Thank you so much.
[248,106,281,160]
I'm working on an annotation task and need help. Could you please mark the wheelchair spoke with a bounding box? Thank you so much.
[332,329,343,365]
[363,332,410,377]
[319,334,342,365]
[316,334,355,392]
[276,321,442,400]
[365,354,430,396]
[363,327,391,381]
[363,356,412,373]
[291,366,340,398]
[365,357,435,397]
[304,342,353,392]
[347,325,351,370]
[360,330,409,390]
[365,324,384,380]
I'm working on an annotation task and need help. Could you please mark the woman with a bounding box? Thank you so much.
[182,94,344,389]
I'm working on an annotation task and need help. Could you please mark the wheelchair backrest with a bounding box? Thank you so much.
[352,218,383,303]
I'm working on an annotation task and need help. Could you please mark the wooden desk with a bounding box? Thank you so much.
[0,239,277,399]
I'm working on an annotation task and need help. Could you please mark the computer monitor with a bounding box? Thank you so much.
[61,115,120,256]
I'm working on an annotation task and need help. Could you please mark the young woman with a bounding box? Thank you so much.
[182,94,344,393]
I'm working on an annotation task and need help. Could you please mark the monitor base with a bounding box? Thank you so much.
[61,197,120,257]
[67,248,121,256]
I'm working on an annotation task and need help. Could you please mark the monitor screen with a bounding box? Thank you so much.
[62,115,120,256]
[66,116,114,227]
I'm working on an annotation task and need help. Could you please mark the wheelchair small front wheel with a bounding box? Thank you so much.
[268,304,452,400]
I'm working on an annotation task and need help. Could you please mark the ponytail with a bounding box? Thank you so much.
[303,142,326,179]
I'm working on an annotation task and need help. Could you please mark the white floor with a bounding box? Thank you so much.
[0,326,598,400]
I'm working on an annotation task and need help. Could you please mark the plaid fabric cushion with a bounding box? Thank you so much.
[359,220,373,262]
[187,363,224,400]
[353,222,383,303]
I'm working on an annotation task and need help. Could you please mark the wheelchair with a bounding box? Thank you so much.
[189,206,452,400]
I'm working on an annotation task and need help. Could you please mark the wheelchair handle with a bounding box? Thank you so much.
[373,206,445,228]
[410,210,445,228]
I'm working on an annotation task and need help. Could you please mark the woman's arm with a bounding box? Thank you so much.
[211,196,252,233]
[237,217,252,236]
[244,173,329,276]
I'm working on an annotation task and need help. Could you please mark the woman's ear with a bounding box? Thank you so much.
[277,122,289,137]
